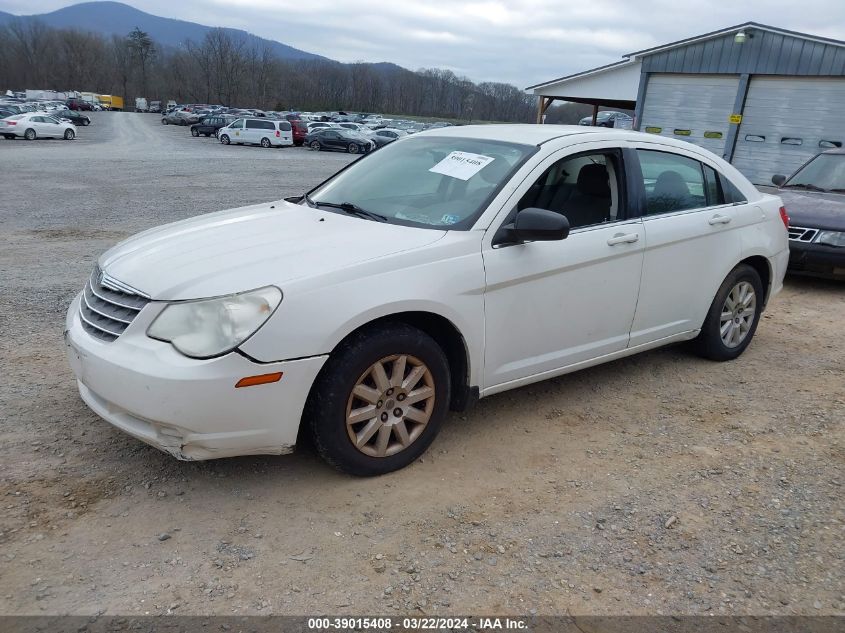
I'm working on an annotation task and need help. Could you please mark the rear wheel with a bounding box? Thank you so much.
[220,134,230,145]
[191,128,199,137]
[310,141,321,151]
[261,137,271,148]
[306,323,450,476]
[3,134,14,139]
[24,128,36,140]
[692,264,764,361]
[63,129,75,140]
[162,119,168,125]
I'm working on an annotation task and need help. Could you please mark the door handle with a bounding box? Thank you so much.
[709,214,732,225]
[607,233,639,246]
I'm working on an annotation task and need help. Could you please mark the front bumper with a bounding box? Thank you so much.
[65,293,327,460]
[788,241,845,279]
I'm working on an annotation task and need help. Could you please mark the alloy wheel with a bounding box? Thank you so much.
[719,281,756,348]
[345,354,435,458]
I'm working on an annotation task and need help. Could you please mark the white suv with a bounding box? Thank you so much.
[219,118,293,148]
[65,125,789,475]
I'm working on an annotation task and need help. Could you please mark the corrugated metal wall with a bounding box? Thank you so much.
[641,30,845,76]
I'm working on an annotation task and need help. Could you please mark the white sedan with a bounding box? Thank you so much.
[1,113,77,140]
[65,125,789,475]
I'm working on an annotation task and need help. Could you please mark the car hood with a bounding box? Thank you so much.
[779,189,845,231]
[99,201,447,300]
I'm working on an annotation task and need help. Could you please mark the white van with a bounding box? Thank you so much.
[218,118,294,148]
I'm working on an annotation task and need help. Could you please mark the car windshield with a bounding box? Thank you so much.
[785,153,845,192]
[309,136,536,230]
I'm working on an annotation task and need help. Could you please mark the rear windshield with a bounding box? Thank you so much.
[278,121,291,131]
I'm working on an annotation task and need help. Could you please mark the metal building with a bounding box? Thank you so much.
[527,23,845,185]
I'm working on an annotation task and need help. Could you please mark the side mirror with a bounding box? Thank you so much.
[772,174,787,187]
[494,208,570,246]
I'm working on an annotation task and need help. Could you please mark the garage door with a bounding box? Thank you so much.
[731,77,845,185]
[640,74,739,157]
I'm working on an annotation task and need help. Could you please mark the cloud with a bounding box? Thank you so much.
[2,0,845,87]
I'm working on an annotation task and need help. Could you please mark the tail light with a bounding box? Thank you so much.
[7,121,16,125]
[275,130,280,137]
[779,206,789,229]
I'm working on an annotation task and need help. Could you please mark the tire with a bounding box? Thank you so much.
[261,137,271,148]
[214,130,219,139]
[83,119,90,126]
[191,128,199,137]
[3,134,14,140]
[220,134,230,145]
[24,128,36,141]
[305,323,451,476]
[692,264,764,361]
[310,141,321,151]
[63,129,75,140]
[162,118,168,125]
[347,143,359,154]
[204,133,210,137]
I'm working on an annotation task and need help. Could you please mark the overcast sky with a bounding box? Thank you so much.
[2,0,845,86]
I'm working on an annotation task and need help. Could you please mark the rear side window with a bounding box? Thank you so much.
[720,174,747,204]
[703,165,725,206]
[636,150,706,214]
[246,120,260,129]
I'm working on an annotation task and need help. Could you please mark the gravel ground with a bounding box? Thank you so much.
[0,112,843,617]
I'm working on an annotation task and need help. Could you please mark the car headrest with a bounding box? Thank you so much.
[577,163,610,198]
[653,170,690,199]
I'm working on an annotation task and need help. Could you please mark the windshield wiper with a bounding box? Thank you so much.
[311,200,388,222]
[784,183,828,192]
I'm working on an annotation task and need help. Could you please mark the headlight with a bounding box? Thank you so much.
[816,230,845,247]
[147,286,282,359]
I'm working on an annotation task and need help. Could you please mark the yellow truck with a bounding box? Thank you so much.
[96,95,124,111]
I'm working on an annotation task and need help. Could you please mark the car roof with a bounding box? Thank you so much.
[821,148,845,155]
[416,124,712,150]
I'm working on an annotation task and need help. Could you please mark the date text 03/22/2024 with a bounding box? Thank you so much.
[307,617,528,630]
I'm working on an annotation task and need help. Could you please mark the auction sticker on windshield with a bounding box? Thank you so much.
[429,151,494,180]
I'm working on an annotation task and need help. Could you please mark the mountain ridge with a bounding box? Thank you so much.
[0,1,328,62]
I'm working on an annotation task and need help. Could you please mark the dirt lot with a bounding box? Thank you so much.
[0,113,843,617]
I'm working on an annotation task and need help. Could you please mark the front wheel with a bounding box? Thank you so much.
[220,134,230,145]
[191,128,199,137]
[306,323,451,476]
[83,119,90,126]
[64,129,75,140]
[261,137,271,148]
[162,119,168,125]
[692,264,764,361]
[347,143,359,154]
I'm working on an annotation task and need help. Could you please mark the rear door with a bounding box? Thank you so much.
[244,119,262,144]
[627,145,760,345]
[277,120,293,145]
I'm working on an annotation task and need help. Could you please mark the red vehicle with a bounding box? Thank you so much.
[66,98,94,111]
[291,119,308,146]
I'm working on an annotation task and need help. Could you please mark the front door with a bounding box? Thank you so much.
[482,146,644,391]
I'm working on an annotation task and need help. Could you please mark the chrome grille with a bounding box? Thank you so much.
[79,267,150,342]
[788,226,819,243]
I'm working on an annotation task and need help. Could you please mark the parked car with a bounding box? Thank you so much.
[54,109,91,126]
[1,113,77,140]
[367,127,408,148]
[306,121,336,132]
[66,98,94,111]
[218,118,293,147]
[305,128,375,154]
[578,110,633,128]
[291,119,308,146]
[771,149,845,279]
[64,126,789,474]
[149,100,162,113]
[135,97,148,112]
[161,110,199,125]
[191,116,234,137]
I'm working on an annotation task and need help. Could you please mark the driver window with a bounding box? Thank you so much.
[517,152,621,229]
